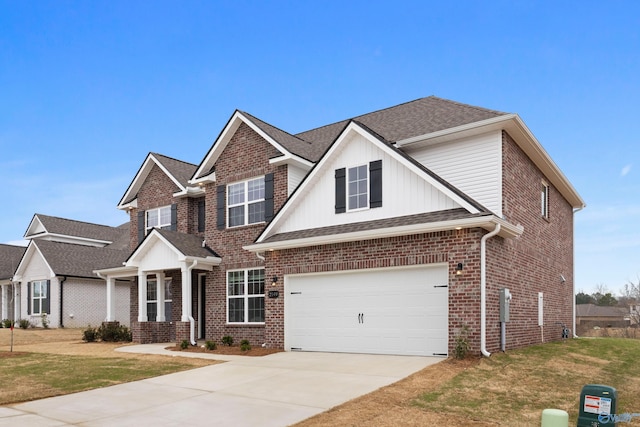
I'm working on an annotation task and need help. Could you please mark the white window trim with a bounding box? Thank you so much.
[31,280,47,315]
[146,205,172,235]
[146,278,172,322]
[226,268,265,324]
[227,176,266,228]
[347,164,369,212]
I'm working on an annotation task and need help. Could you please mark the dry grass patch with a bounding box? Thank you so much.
[296,338,640,427]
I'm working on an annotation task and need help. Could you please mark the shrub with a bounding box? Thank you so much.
[99,324,132,342]
[205,340,217,350]
[453,325,470,360]
[221,335,234,346]
[180,340,189,350]
[82,325,99,342]
[240,339,251,351]
[18,319,31,329]
[2,319,13,328]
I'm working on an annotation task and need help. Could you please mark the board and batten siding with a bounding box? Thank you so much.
[404,131,502,216]
[277,133,461,234]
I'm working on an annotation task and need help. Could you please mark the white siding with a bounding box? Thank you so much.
[287,164,308,196]
[405,131,502,216]
[278,133,461,234]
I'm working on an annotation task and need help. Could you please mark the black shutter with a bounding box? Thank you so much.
[170,204,178,231]
[264,173,274,222]
[198,199,205,232]
[137,211,145,243]
[27,282,31,315]
[43,280,51,314]
[369,160,382,208]
[335,168,346,214]
[217,185,226,230]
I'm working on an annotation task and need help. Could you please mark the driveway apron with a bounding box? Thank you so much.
[0,345,443,427]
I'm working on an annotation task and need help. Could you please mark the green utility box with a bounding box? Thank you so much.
[577,384,617,426]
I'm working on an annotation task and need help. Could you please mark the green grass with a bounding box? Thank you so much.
[0,353,207,405]
[414,338,640,426]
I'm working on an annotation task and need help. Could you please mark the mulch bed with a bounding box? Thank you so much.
[165,344,282,357]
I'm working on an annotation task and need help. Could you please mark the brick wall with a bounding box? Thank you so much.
[490,131,575,351]
[199,122,288,347]
[264,230,485,352]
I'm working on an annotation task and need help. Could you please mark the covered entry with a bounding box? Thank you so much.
[284,264,448,356]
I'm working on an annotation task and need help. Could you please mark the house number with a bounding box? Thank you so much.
[268,290,280,298]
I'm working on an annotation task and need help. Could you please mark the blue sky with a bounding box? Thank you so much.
[1,1,638,295]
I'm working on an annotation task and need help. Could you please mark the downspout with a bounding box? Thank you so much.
[187,260,198,346]
[255,252,265,261]
[58,276,67,328]
[481,223,501,357]
[572,206,585,338]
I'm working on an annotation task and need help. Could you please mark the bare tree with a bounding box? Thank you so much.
[620,277,640,326]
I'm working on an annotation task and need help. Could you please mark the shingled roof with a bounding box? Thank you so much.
[154,229,221,259]
[259,209,490,245]
[32,240,130,278]
[150,153,198,188]
[0,244,26,280]
[26,214,127,243]
[293,96,507,161]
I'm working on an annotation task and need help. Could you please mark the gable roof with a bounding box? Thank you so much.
[24,214,127,246]
[190,111,314,183]
[118,153,200,208]
[0,244,26,281]
[16,240,130,280]
[247,121,523,251]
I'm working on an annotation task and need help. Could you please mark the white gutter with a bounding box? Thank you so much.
[481,223,501,357]
[572,206,585,338]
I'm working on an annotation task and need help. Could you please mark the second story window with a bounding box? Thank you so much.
[348,165,369,211]
[228,177,265,227]
[146,205,172,234]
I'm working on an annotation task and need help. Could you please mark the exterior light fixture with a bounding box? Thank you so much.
[456,263,464,275]
[272,276,278,286]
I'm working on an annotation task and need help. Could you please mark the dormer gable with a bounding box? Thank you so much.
[247,121,519,251]
[190,111,313,186]
[23,214,124,247]
[118,153,201,211]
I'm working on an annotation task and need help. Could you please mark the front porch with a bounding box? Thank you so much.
[95,228,221,344]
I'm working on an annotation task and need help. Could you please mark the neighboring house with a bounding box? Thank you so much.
[0,244,27,323]
[11,214,131,328]
[576,304,630,334]
[97,96,584,356]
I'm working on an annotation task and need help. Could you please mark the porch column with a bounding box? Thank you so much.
[105,276,116,322]
[1,285,7,320]
[156,272,166,322]
[138,271,148,322]
[181,262,192,322]
[13,283,20,322]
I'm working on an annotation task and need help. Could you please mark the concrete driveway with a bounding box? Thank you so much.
[0,344,443,427]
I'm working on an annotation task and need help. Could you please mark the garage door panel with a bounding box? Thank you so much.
[285,265,448,356]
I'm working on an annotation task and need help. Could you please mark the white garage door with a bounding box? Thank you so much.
[285,264,448,356]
